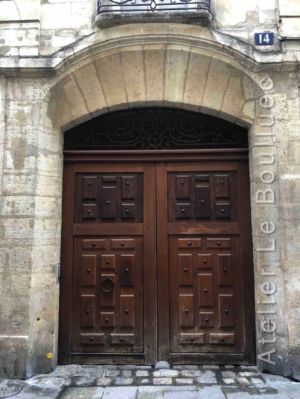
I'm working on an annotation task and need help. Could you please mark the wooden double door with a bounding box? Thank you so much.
[59,155,255,365]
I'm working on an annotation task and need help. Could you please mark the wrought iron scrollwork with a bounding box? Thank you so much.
[64,108,248,151]
[97,0,210,14]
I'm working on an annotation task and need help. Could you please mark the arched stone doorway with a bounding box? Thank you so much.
[59,107,255,365]
[22,35,289,377]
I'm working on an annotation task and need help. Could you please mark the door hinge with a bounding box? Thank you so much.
[55,263,61,284]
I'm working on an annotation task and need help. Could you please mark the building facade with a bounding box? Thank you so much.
[0,0,300,381]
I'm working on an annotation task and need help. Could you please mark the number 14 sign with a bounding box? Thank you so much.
[255,32,275,46]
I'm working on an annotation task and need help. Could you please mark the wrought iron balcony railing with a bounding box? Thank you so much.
[96,0,211,27]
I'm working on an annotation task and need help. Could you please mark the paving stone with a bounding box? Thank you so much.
[222,378,235,385]
[199,386,227,398]
[153,370,178,377]
[73,377,95,386]
[102,387,137,399]
[197,377,217,384]
[155,361,170,369]
[182,370,201,377]
[136,370,149,377]
[122,370,133,377]
[163,391,202,399]
[239,372,258,377]
[115,377,134,385]
[60,387,105,399]
[96,377,112,386]
[91,367,105,378]
[153,378,172,385]
[120,365,138,370]
[202,370,216,378]
[222,371,236,378]
[140,379,150,384]
[224,365,235,369]
[237,377,250,385]
[104,369,120,378]
[202,365,220,370]
[175,378,193,385]
[137,386,164,399]
[251,377,265,386]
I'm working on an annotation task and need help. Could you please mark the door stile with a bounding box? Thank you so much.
[143,164,158,364]
[156,163,170,361]
[59,163,76,363]
[236,161,256,364]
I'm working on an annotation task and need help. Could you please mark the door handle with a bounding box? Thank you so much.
[101,277,114,293]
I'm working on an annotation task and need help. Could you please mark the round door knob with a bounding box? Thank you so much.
[185,309,189,313]
[217,241,221,246]
[203,259,207,264]
[89,337,94,342]
[87,268,91,273]
[205,317,209,322]
[85,308,91,314]
[188,241,192,246]
[220,338,225,342]
[106,260,110,264]
[92,242,96,247]
[125,268,129,272]
[120,338,124,342]
[181,209,185,213]
[125,309,129,314]
[125,181,130,186]
[125,209,129,213]
[200,200,205,204]
[220,180,224,184]
[105,318,109,322]
[204,289,208,293]
[106,200,111,205]
[223,267,227,272]
[88,182,91,186]
[225,309,229,314]
[121,242,125,247]
[181,180,185,185]
[220,208,225,213]
[88,210,92,213]
[184,267,188,272]
[190,337,194,342]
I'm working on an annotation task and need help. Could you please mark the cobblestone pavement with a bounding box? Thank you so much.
[0,365,299,399]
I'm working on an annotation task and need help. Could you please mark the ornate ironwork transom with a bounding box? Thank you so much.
[64,108,248,151]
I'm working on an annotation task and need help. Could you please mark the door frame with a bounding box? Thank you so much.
[59,148,256,365]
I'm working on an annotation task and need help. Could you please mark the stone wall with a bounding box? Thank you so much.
[0,0,300,382]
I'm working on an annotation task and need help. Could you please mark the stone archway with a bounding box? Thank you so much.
[22,40,289,377]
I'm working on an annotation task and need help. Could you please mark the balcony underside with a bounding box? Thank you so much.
[96,0,211,27]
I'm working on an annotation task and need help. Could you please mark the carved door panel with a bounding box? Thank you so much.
[157,162,254,364]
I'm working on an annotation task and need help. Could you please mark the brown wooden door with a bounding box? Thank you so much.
[157,161,255,364]
[59,156,255,365]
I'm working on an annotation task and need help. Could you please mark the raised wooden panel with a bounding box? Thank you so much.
[168,172,237,222]
[120,295,135,328]
[80,255,96,287]
[219,294,234,328]
[75,173,143,223]
[217,254,233,286]
[198,274,214,307]
[179,294,195,328]
[80,295,95,328]
[83,176,97,199]
[178,254,193,286]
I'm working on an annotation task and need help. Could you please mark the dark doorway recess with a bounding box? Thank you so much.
[59,108,255,366]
